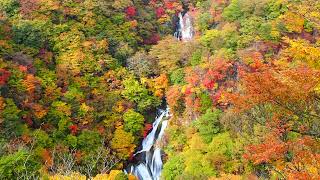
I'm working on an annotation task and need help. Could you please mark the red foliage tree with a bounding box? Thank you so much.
[166,85,183,113]
[227,63,320,178]
[69,124,78,135]
[244,118,320,179]
[211,90,222,104]
[0,68,10,86]
[243,118,289,164]
[226,65,320,113]
[164,2,174,10]
[155,7,165,18]
[18,65,28,73]
[41,149,53,169]
[125,6,136,18]
[185,68,200,87]
[22,114,33,126]
[143,33,160,45]
[97,125,105,135]
[203,75,215,90]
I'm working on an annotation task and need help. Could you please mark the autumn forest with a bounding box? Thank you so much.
[0,0,320,179]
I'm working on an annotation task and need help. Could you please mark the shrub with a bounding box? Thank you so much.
[115,171,128,180]
[0,0,19,17]
[33,129,53,148]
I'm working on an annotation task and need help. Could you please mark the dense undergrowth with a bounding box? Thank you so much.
[160,0,320,179]
[0,0,173,178]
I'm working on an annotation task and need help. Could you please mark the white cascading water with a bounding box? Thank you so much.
[127,108,170,180]
[127,11,194,180]
[175,12,194,41]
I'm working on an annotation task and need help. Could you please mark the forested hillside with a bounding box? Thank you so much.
[0,0,174,178]
[160,0,320,179]
[0,0,320,179]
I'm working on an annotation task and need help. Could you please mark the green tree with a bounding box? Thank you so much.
[222,0,243,21]
[122,77,160,111]
[190,49,202,66]
[162,155,185,180]
[12,20,47,49]
[170,68,185,85]
[193,109,222,143]
[77,130,102,152]
[0,0,19,17]
[123,109,144,135]
[200,92,212,113]
[1,98,25,137]
[0,149,40,179]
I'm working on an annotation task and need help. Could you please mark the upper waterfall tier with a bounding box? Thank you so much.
[175,12,194,41]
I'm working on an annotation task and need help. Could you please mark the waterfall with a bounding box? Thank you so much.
[127,108,170,180]
[150,148,162,178]
[174,12,194,41]
[126,11,194,180]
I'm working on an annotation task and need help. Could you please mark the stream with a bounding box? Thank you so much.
[126,11,194,180]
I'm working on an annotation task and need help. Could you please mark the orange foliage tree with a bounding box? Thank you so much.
[226,63,320,178]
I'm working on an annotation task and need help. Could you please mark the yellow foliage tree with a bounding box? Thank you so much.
[280,11,305,33]
[149,36,196,73]
[33,104,47,119]
[23,74,39,95]
[281,38,320,69]
[287,0,320,30]
[111,126,136,159]
[143,74,169,98]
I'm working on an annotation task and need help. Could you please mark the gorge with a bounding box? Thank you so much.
[127,10,195,179]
